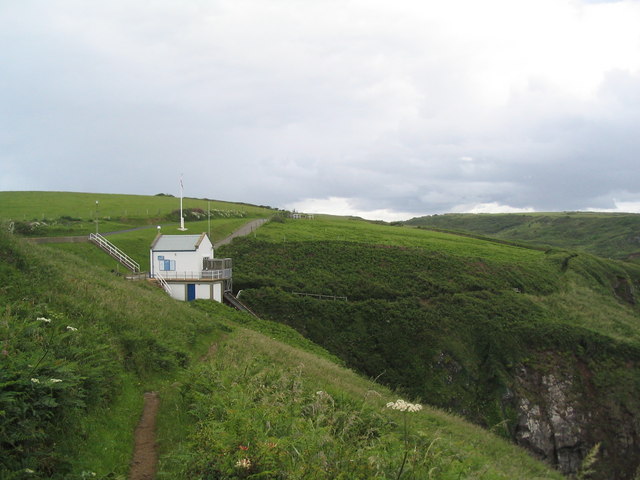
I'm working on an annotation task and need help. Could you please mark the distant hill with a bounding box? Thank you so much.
[402,212,640,262]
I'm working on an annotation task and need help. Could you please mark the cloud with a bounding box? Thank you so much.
[452,202,536,214]
[1,0,640,218]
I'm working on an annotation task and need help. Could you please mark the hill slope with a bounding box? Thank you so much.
[403,211,640,263]
[0,211,562,477]
[0,190,275,238]
[220,215,640,479]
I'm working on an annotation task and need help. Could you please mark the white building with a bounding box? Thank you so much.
[149,233,232,302]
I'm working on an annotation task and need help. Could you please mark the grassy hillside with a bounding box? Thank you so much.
[0,191,275,237]
[403,212,640,262]
[0,229,228,477]
[219,215,640,479]
[0,201,563,478]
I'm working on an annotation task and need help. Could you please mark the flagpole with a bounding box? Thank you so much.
[178,174,187,231]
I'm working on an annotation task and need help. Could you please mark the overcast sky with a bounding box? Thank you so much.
[2,0,640,220]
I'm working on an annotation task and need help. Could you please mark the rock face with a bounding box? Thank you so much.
[514,368,587,474]
[512,358,640,480]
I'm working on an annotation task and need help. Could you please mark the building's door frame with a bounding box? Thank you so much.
[187,283,196,301]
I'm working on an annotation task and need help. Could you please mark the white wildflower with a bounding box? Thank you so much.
[49,378,63,383]
[66,326,78,332]
[385,399,422,413]
[235,458,252,469]
[30,378,40,384]
[36,317,51,323]
[24,468,35,474]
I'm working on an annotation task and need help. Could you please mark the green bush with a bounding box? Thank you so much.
[0,310,118,475]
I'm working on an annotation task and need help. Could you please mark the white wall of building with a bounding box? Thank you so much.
[150,234,214,278]
[213,283,222,302]
[165,281,224,302]
[168,283,186,301]
[150,234,226,303]
[195,283,210,300]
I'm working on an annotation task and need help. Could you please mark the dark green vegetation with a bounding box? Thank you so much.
[1,192,563,479]
[403,212,640,263]
[221,215,640,479]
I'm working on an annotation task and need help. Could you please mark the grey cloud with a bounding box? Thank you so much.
[2,1,640,218]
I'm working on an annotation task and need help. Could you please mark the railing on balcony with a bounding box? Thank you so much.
[203,257,232,271]
[154,269,232,281]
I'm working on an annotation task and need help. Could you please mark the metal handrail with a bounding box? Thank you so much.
[155,271,171,295]
[89,233,140,273]
[223,292,259,318]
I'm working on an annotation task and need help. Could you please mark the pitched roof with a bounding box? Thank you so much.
[151,233,210,251]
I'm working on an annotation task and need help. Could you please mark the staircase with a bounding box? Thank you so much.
[154,271,171,295]
[88,233,141,273]
[223,292,259,318]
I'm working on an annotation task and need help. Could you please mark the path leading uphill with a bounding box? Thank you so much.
[123,219,267,478]
[214,218,268,248]
[129,392,160,480]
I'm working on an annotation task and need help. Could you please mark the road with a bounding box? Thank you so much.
[214,218,268,248]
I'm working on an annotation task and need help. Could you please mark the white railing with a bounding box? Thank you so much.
[88,233,140,273]
[155,271,171,295]
[292,292,348,301]
[156,269,232,281]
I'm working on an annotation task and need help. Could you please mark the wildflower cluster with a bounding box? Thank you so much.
[386,399,423,413]
[30,378,63,384]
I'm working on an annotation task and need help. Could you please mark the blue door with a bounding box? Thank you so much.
[187,284,196,301]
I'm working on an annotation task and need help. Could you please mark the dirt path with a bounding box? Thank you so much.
[129,391,160,480]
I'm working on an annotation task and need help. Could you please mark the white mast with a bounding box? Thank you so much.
[178,174,187,231]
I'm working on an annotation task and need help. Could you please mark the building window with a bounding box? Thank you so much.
[159,259,176,271]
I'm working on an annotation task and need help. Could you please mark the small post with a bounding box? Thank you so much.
[95,200,99,234]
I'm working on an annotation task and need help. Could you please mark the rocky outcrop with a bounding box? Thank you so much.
[514,368,587,474]
[512,357,640,479]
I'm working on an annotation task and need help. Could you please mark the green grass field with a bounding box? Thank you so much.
[0,219,563,479]
[0,191,275,238]
[0,191,274,221]
[4,191,640,478]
